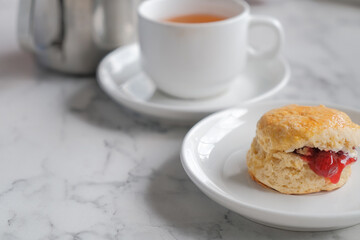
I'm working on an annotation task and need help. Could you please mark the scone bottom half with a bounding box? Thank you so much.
[247,104,360,195]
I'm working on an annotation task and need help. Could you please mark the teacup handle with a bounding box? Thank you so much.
[247,15,284,59]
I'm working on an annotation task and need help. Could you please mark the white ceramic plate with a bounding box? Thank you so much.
[97,44,290,123]
[181,100,360,231]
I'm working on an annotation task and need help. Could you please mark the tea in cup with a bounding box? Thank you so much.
[165,13,228,23]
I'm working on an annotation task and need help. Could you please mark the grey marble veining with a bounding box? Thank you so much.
[1,0,360,239]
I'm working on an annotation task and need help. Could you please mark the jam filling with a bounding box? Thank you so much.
[296,147,356,184]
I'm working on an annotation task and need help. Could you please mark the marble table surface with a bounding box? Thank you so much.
[1,0,360,239]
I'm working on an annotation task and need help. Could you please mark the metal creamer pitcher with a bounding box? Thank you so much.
[18,0,141,74]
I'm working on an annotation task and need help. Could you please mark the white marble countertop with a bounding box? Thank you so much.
[1,0,360,239]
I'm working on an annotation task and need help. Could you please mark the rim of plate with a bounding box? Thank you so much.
[181,100,360,220]
[97,44,291,114]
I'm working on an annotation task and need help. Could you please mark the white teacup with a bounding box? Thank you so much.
[138,0,284,99]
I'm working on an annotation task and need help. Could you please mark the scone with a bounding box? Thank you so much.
[247,104,360,194]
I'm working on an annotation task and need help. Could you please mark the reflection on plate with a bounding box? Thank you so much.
[181,100,360,231]
[97,44,290,123]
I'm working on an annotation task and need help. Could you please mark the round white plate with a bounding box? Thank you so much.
[97,44,290,123]
[181,100,360,231]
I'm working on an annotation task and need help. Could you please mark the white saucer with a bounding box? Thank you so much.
[181,100,360,231]
[97,44,290,123]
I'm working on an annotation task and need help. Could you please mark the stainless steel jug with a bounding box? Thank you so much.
[18,0,141,74]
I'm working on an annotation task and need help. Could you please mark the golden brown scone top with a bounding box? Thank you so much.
[256,104,360,152]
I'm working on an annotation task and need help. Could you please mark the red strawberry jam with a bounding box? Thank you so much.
[298,147,356,184]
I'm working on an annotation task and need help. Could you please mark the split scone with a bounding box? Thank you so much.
[247,104,360,194]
